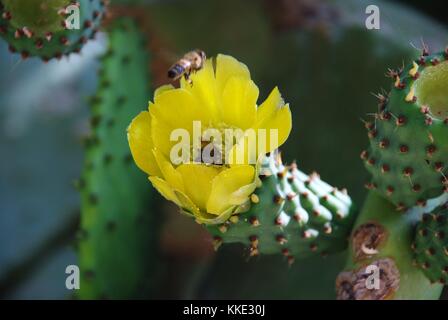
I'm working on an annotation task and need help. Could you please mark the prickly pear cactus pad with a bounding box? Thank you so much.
[413,203,448,284]
[207,152,355,262]
[0,0,106,60]
[77,18,158,299]
[362,49,448,211]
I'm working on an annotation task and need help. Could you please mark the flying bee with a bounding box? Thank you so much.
[167,49,206,85]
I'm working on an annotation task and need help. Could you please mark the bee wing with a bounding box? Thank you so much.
[157,48,181,64]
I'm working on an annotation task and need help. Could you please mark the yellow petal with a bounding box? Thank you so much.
[176,164,221,212]
[255,87,292,152]
[215,54,250,94]
[150,117,178,160]
[150,88,209,158]
[154,84,175,98]
[207,165,255,215]
[174,190,211,219]
[152,149,184,192]
[152,88,207,124]
[232,183,258,203]
[127,111,161,177]
[195,205,236,225]
[221,76,258,129]
[170,190,198,216]
[256,87,283,123]
[149,176,201,220]
[148,176,181,206]
[180,59,220,121]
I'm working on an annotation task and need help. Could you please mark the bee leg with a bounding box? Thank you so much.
[184,73,193,86]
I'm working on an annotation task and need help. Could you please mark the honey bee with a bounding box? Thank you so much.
[167,49,206,85]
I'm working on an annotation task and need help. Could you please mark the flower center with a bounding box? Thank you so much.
[194,125,241,165]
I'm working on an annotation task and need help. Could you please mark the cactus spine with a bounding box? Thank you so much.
[77,17,158,299]
[206,152,356,263]
[0,0,106,61]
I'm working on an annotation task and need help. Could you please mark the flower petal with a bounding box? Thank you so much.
[127,111,161,176]
[215,54,250,94]
[195,205,236,225]
[180,59,220,122]
[153,149,184,192]
[148,176,181,206]
[174,190,212,220]
[176,164,221,212]
[154,84,175,98]
[152,88,202,124]
[221,76,258,129]
[150,88,210,158]
[172,190,199,216]
[207,165,255,215]
[255,87,292,152]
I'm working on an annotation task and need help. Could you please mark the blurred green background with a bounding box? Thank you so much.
[0,0,447,299]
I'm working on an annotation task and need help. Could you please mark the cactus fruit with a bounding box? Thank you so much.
[77,18,158,299]
[413,203,448,284]
[206,152,356,263]
[0,0,106,61]
[362,49,448,210]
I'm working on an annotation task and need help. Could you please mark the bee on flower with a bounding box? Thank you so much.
[167,49,207,85]
[127,54,292,224]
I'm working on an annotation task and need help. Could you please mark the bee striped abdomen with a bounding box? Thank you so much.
[168,64,185,79]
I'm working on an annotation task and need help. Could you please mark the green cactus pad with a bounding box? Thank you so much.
[206,152,356,263]
[413,203,448,284]
[0,0,106,61]
[77,18,158,299]
[362,49,448,211]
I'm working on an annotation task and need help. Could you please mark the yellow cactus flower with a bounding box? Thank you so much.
[127,54,292,224]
